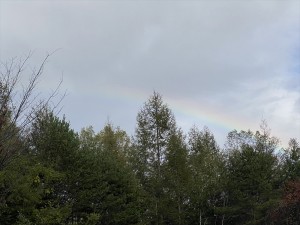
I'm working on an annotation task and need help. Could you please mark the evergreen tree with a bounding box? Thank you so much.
[283,138,300,181]
[30,109,80,172]
[223,125,280,225]
[29,109,80,224]
[187,126,224,225]
[162,129,190,225]
[0,153,70,224]
[133,92,176,224]
[269,138,300,224]
[74,124,142,225]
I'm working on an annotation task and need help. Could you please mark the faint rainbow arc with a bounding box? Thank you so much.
[101,85,254,133]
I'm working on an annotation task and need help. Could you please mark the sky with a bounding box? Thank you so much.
[0,0,299,148]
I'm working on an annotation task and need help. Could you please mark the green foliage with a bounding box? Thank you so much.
[226,147,277,223]
[133,92,177,224]
[0,92,23,170]
[30,109,80,171]
[1,89,299,225]
[283,138,300,180]
[0,155,69,225]
[33,206,71,225]
[74,124,142,225]
[187,126,224,224]
[134,92,176,180]
[269,139,300,224]
[162,130,190,224]
[223,126,280,225]
[82,213,101,225]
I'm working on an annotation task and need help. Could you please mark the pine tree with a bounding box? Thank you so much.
[187,126,223,225]
[133,92,176,225]
[283,138,300,181]
[163,129,190,225]
[74,124,142,225]
[223,125,280,225]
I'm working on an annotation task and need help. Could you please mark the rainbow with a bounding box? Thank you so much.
[166,97,255,132]
[78,81,289,149]
[100,84,257,134]
[89,84,288,149]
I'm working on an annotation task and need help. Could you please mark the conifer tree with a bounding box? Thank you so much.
[223,124,280,224]
[75,124,142,225]
[133,92,176,225]
[163,129,190,225]
[187,126,223,225]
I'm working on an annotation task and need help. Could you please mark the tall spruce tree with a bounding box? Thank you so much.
[133,92,176,225]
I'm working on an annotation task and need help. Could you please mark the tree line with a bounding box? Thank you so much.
[0,56,299,224]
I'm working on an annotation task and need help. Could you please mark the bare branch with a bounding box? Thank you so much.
[0,52,64,169]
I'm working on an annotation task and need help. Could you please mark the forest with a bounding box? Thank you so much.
[0,57,299,225]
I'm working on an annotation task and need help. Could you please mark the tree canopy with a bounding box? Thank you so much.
[0,57,299,224]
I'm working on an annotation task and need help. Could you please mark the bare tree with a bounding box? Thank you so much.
[0,51,63,169]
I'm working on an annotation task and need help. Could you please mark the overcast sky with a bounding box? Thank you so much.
[1,0,299,148]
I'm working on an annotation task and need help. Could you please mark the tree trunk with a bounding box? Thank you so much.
[199,209,202,225]
[221,215,225,225]
[178,197,181,225]
[156,200,159,225]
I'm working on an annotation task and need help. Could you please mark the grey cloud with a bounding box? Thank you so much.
[1,0,299,147]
